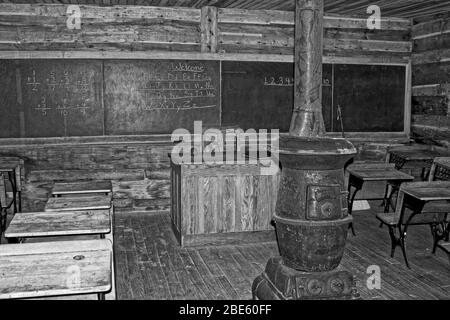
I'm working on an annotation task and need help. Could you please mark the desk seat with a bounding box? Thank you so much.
[0,239,112,299]
[5,210,111,239]
[52,181,112,197]
[45,195,111,212]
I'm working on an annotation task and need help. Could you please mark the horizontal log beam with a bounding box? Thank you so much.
[412,17,450,40]
[412,84,450,97]
[0,4,413,58]
[0,50,411,65]
[217,8,411,30]
[412,48,450,65]
[0,3,201,22]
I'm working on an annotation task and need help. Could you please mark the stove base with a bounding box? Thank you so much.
[252,257,361,300]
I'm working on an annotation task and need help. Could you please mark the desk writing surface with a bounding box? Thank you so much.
[402,181,450,201]
[52,181,113,195]
[5,210,111,238]
[348,168,414,181]
[390,149,449,161]
[0,164,17,172]
[0,239,112,299]
[45,195,112,212]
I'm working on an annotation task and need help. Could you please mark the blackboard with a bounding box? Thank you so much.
[0,59,405,139]
[333,64,405,132]
[18,60,103,137]
[104,60,221,135]
[221,62,406,133]
[0,62,20,138]
[221,61,333,132]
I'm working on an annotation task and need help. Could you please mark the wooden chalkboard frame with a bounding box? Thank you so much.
[0,52,412,140]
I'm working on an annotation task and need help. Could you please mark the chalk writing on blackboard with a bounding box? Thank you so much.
[25,68,93,117]
[263,76,332,87]
[138,62,218,112]
[26,70,40,91]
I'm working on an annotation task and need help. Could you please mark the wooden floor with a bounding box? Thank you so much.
[114,202,450,300]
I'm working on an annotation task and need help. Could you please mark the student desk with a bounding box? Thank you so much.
[0,239,112,300]
[346,164,414,235]
[0,158,23,234]
[43,195,116,299]
[5,210,111,239]
[45,195,112,212]
[429,157,450,182]
[377,181,450,268]
[387,146,450,181]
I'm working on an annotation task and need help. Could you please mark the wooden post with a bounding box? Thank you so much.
[201,6,218,53]
[290,0,326,137]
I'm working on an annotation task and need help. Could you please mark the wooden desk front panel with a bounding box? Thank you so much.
[171,161,280,246]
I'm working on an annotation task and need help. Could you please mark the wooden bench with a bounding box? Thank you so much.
[0,240,112,300]
[52,181,112,197]
[5,210,111,239]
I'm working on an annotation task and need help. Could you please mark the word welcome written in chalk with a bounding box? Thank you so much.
[137,63,217,112]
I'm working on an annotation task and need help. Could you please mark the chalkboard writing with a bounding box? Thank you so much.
[19,60,103,137]
[222,62,405,133]
[221,62,333,132]
[104,60,220,134]
[0,59,406,139]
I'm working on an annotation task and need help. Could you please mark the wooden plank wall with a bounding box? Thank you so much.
[0,3,414,215]
[0,4,412,64]
[412,16,450,147]
[216,8,412,64]
[0,138,173,214]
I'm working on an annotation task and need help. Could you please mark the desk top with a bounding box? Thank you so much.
[402,181,450,201]
[348,167,414,182]
[45,195,112,212]
[0,157,22,171]
[0,239,112,299]
[52,181,113,196]
[5,210,111,238]
[0,162,20,172]
[389,148,448,161]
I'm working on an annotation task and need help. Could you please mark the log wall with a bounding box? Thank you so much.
[0,4,414,215]
[412,16,450,147]
[0,4,412,64]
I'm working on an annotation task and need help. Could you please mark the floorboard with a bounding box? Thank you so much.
[114,202,450,300]
[1,200,448,300]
